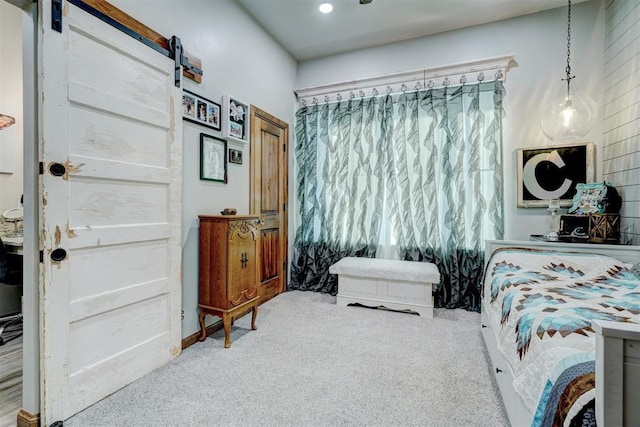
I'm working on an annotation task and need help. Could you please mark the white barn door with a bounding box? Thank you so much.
[39,1,182,423]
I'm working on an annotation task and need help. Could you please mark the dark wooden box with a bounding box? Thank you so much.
[588,213,620,244]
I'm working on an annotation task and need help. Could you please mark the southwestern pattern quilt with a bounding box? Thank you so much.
[483,247,640,427]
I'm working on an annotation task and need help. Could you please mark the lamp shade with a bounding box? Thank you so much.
[540,80,597,143]
[0,113,15,130]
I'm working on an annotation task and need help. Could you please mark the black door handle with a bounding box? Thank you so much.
[51,248,67,262]
[49,162,66,176]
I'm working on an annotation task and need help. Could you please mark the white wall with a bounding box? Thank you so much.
[296,1,605,242]
[109,0,297,339]
[0,0,23,213]
[604,0,640,245]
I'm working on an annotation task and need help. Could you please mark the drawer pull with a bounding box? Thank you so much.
[496,368,503,374]
[481,324,487,329]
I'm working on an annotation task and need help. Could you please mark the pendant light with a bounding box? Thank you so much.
[0,113,15,130]
[540,0,597,142]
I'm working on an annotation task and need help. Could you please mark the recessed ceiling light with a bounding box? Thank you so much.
[319,3,333,13]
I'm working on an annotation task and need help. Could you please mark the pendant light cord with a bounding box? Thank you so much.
[564,0,574,94]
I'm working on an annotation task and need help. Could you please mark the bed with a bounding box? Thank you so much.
[481,240,640,427]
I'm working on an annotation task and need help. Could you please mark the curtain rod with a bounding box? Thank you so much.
[294,54,514,106]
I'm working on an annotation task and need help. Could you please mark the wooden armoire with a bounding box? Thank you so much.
[197,215,260,348]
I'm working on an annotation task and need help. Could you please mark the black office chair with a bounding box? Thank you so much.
[0,236,22,346]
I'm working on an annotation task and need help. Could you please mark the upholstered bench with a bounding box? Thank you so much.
[329,257,440,317]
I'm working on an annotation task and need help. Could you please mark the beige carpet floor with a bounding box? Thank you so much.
[66,291,509,426]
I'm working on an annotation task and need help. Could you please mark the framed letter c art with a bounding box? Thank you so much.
[516,142,595,208]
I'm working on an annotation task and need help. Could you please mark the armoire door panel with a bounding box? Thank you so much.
[229,233,256,307]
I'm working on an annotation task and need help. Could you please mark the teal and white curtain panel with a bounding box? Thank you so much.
[291,81,505,311]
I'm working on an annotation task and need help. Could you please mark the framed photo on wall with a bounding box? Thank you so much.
[516,142,595,208]
[222,94,250,143]
[229,148,243,165]
[183,90,221,131]
[200,133,227,183]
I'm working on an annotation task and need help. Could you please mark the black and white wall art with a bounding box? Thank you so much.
[517,142,595,208]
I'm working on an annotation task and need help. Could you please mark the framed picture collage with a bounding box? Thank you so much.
[182,90,249,183]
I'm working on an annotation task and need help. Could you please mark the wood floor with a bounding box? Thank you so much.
[0,322,22,427]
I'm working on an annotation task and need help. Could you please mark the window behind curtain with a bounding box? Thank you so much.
[292,80,505,311]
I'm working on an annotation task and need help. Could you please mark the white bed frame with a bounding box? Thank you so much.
[482,240,640,426]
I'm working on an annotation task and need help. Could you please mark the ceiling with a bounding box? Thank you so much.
[236,0,584,61]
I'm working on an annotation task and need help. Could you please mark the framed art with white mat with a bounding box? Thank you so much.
[222,95,249,143]
[200,133,227,183]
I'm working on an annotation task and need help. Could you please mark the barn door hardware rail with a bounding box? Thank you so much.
[51,0,203,87]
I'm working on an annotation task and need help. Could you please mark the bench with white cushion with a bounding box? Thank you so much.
[329,257,440,317]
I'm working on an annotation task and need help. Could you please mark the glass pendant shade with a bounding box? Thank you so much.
[540,80,597,142]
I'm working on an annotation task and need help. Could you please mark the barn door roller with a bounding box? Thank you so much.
[169,36,204,88]
[169,36,183,88]
[52,0,63,32]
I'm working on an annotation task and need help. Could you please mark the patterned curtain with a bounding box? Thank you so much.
[290,98,386,295]
[291,81,505,310]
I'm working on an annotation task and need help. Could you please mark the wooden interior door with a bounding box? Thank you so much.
[249,107,288,303]
[39,1,182,423]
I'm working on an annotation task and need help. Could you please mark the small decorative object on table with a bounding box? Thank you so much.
[589,214,620,244]
[561,181,623,244]
[559,215,589,241]
[546,199,560,240]
[566,181,622,215]
[220,208,237,215]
